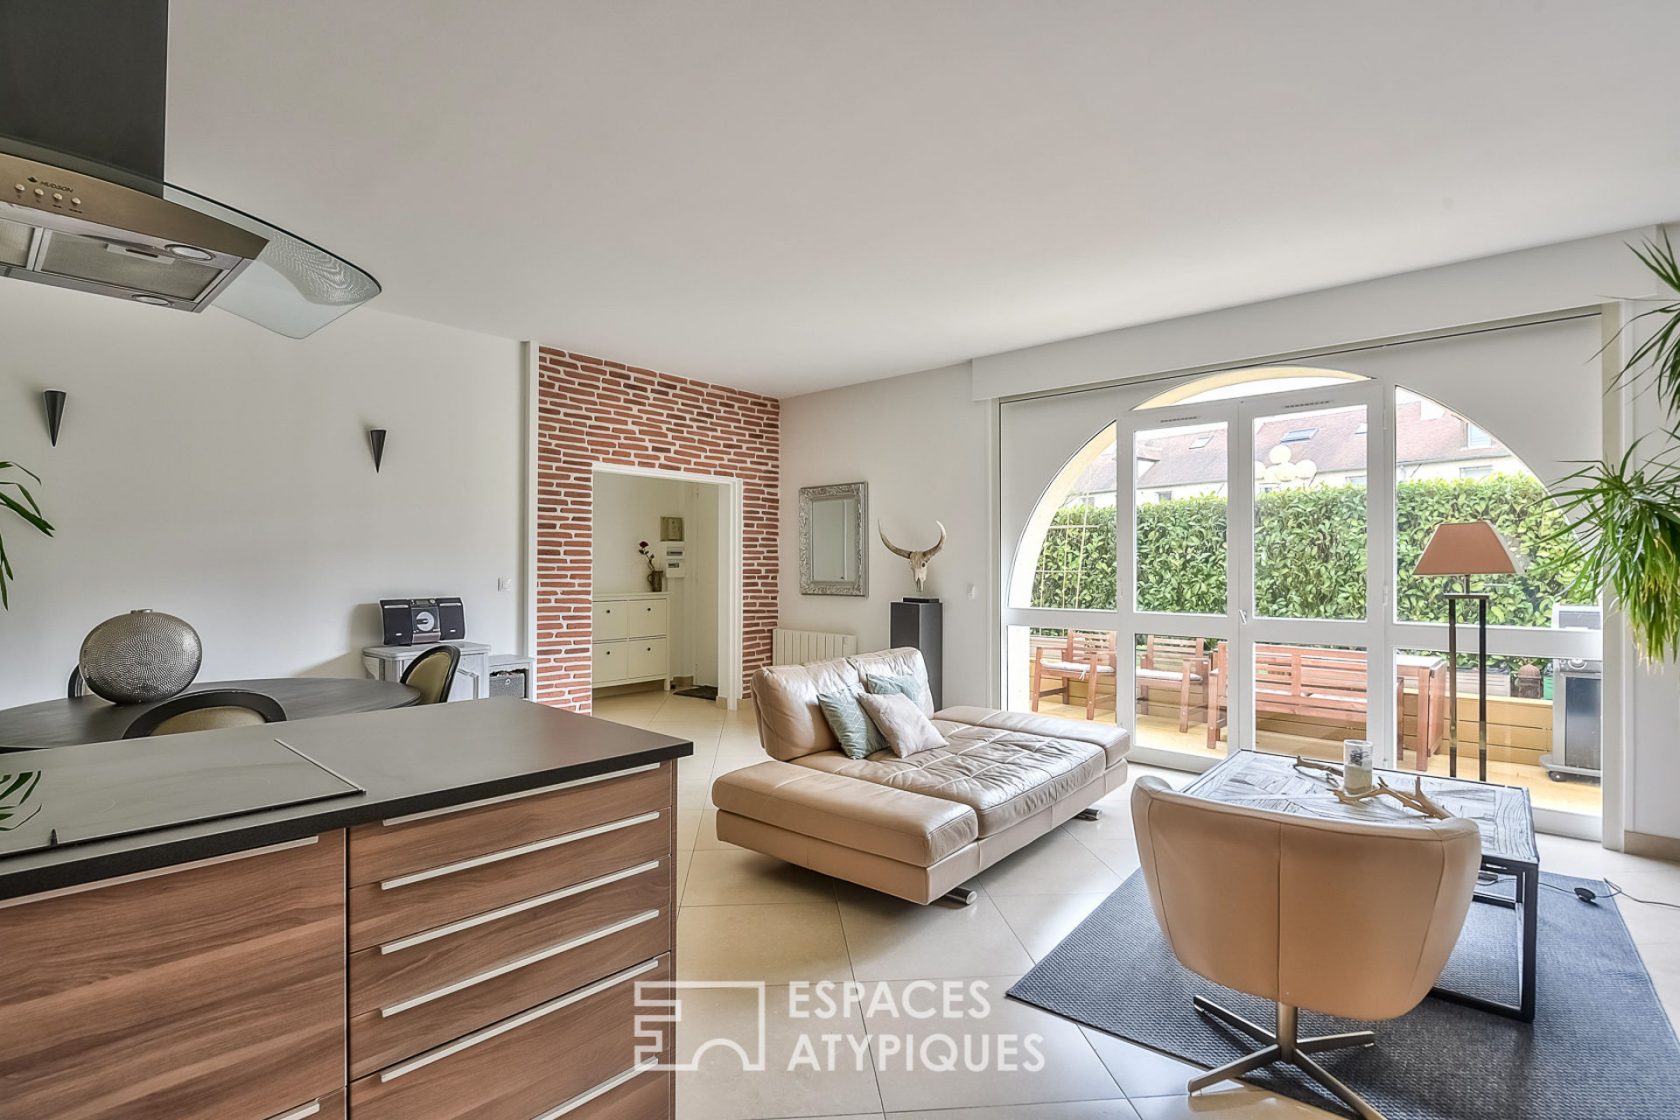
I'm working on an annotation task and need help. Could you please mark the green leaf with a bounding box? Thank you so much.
[0,462,54,609]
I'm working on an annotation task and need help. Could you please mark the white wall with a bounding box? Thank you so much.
[778,362,993,706]
[684,481,721,686]
[591,471,687,596]
[972,229,1659,401]
[1621,305,1680,847]
[0,280,525,707]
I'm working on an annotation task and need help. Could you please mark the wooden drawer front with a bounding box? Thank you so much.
[594,641,628,683]
[350,954,671,1120]
[627,637,668,680]
[350,762,671,887]
[0,834,345,1120]
[536,1066,670,1120]
[349,805,671,950]
[593,601,629,642]
[267,1088,344,1120]
[349,858,672,1076]
[626,598,668,638]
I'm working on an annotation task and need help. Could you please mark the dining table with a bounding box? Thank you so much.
[0,677,421,748]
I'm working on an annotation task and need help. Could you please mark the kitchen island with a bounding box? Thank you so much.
[0,697,691,1120]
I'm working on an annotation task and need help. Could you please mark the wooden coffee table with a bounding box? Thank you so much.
[1182,749,1540,1022]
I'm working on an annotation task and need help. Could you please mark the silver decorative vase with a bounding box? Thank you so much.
[78,610,203,705]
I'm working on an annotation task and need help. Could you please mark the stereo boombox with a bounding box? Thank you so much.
[380,597,465,646]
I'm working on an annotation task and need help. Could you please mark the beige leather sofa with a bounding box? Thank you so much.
[711,648,1129,904]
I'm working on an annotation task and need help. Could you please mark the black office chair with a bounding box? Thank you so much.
[122,690,286,739]
[400,645,460,705]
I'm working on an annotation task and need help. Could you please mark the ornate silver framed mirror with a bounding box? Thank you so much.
[799,482,868,596]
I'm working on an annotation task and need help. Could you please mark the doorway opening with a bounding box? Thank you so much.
[590,464,745,708]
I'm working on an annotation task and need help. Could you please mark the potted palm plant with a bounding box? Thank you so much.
[1553,232,1680,661]
[0,461,54,609]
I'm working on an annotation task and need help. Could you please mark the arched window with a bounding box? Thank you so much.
[998,318,1605,822]
[1393,388,1583,628]
[1135,366,1367,410]
[1008,424,1116,610]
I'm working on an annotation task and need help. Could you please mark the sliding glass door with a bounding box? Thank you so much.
[1125,377,1390,766]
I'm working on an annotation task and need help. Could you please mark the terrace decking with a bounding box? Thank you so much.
[1025,657,1601,816]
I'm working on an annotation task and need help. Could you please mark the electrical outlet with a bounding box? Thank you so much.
[967,583,977,600]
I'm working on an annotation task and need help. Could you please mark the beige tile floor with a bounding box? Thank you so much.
[593,689,1680,1120]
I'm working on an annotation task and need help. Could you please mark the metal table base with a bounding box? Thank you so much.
[1427,854,1539,1023]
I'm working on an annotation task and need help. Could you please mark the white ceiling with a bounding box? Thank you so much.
[166,1,1680,397]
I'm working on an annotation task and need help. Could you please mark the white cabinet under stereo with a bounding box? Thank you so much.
[363,640,491,702]
[592,594,671,689]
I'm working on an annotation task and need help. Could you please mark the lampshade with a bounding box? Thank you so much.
[1413,520,1526,577]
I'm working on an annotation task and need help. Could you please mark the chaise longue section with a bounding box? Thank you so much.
[711,647,1129,904]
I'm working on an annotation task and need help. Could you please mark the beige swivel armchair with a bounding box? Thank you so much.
[1131,775,1481,1120]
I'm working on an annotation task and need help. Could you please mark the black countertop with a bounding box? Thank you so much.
[0,697,692,901]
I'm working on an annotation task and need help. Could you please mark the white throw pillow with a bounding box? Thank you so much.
[857,692,946,758]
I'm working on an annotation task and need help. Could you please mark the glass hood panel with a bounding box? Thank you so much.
[0,138,379,338]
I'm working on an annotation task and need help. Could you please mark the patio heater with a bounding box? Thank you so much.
[1413,521,1525,782]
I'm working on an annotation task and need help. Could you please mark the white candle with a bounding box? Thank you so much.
[1343,739,1374,794]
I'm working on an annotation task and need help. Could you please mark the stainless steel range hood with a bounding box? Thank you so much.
[0,1,379,338]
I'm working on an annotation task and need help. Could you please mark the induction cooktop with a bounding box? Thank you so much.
[0,736,363,858]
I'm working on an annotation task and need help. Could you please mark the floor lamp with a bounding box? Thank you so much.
[1413,521,1524,782]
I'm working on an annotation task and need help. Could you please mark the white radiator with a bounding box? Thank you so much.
[772,628,858,665]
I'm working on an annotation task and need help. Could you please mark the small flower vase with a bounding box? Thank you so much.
[648,570,664,592]
[1343,739,1374,794]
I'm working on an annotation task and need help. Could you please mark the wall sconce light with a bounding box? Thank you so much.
[369,427,387,472]
[43,390,67,446]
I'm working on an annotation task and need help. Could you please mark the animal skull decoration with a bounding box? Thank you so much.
[879,520,947,595]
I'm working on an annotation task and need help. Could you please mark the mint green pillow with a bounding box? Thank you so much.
[818,691,887,759]
[865,673,932,715]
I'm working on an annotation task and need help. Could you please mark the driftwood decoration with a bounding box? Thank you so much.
[1334,776,1452,820]
[878,520,946,595]
[1292,755,1452,820]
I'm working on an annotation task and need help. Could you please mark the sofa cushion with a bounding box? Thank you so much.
[711,760,979,867]
[863,671,934,716]
[858,692,945,757]
[795,721,1107,837]
[753,656,864,760]
[1039,659,1116,677]
[847,648,931,700]
[818,690,885,760]
[936,706,1131,769]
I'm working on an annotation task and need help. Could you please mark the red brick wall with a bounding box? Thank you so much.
[534,347,779,711]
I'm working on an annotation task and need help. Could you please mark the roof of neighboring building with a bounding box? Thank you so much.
[1068,397,1514,495]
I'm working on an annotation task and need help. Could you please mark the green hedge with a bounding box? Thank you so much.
[1031,475,1584,631]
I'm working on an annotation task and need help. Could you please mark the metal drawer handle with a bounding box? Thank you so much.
[533,1059,657,1120]
[379,811,663,890]
[380,860,663,954]
[380,764,661,826]
[379,958,660,1083]
[381,908,661,1016]
[264,1102,321,1120]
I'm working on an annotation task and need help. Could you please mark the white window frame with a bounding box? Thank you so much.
[998,338,1606,839]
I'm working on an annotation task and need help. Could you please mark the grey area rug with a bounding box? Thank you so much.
[1008,871,1680,1120]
